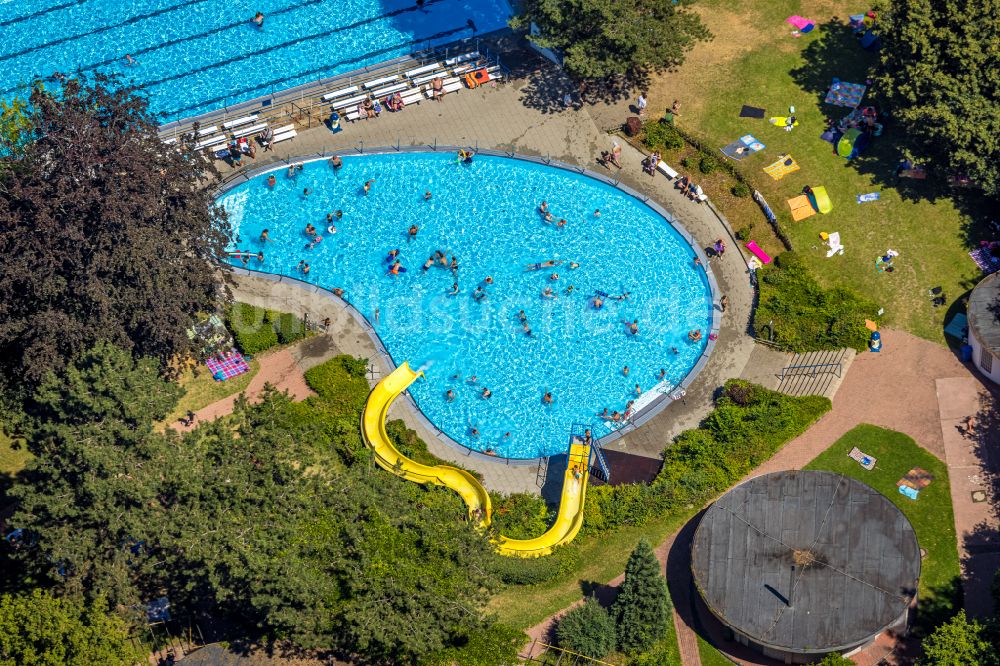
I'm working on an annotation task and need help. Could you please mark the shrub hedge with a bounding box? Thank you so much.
[556,598,616,660]
[753,252,880,352]
[225,302,307,355]
[641,120,684,152]
[422,623,525,666]
[582,380,830,536]
[488,492,552,540]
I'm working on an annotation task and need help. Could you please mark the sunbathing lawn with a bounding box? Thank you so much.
[642,0,990,343]
[0,431,30,477]
[803,424,960,633]
[163,357,261,425]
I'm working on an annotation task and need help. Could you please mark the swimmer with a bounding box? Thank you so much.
[333,209,343,219]
[450,256,458,273]
[331,288,345,297]
[539,201,550,215]
[542,391,554,405]
[256,251,264,263]
[303,187,311,197]
[484,276,494,285]
[385,249,400,262]
[375,307,380,324]
[564,285,574,295]
[424,191,432,201]
[626,319,639,335]
[252,11,265,27]
[634,384,642,396]
[125,54,138,66]
[470,427,480,438]
[556,218,567,228]
[526,259,561,271]
[446,389,456,402]
[542,287,556,299]
[625,400,635,416]
[407,224,419,241]
[297,260,309,274]
[689,329,702,342]
[622,366,629,377]
[583,428,593,445]
[259,229,270,242]
[467,376,478,384]
[549,273,559,281]
[544,212,554,222]
[286,163,302,178]
[386,261,403,276]
[305,223,317,237]
[364,179,375,195]
[594,209,601,217]
[481,388,492,399]
[472,287,487,302]
[656,368,666,381]
[422,256,435,271]
[693,256,702,267]
[448,282,459,296]
[437,252,448,267]
[671,347,679,354]
[569,262,580,269]
[329,155,343,169]
[592,296,604,309]
[522,322,532,336]
[517,310,527,322]
[267,175,276,187]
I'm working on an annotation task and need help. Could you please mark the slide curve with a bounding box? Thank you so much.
[361,362,590,557]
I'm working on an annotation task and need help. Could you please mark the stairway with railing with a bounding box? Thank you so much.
[776,348,853,397]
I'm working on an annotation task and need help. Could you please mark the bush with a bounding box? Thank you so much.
[735,223,754,241]
[489,492,551,540]
[555,598,616,660]
[731,181,751,198]
[304,355,369,415]
[698,154,718,174]
[225,302,308,354]
[642,121,684,152]
[386,418,484,481]
[422,623,525,666]
[754,252,880,352]
[680,156,694,169]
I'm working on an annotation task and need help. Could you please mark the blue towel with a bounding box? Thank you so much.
[944,313,967,340]
[857,192,880,203]
[898,485,919,500]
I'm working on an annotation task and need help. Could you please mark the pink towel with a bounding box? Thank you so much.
[786,15,815,30]
[746,241,773,264]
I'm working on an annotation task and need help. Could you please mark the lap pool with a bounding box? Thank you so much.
[0,0,512,121]
[219,152,715,459]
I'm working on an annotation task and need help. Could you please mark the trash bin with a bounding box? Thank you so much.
[625,116,642,136]
[960,344,973,362]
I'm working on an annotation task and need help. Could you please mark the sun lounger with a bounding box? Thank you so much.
[364,75,400,89]
[657,161,679,180]
[444,51,479,66]
[222,115,258,129]
[405,62,443,78]
[322,85,359,102]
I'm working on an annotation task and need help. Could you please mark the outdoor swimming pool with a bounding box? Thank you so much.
[0,0,511,121]
[219,152,714,459]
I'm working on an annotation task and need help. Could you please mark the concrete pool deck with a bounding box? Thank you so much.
[220,51,757,494]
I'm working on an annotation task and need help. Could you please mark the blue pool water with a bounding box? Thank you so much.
[220,153,713,458]
[0,0,511,121]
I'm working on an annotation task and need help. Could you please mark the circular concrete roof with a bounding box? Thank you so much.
[969,271,1000,361]
[691,471,920,654]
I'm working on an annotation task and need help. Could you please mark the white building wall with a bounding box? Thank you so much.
[968,328,1000,384]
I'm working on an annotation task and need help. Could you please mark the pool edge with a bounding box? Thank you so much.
[216,147,721,465]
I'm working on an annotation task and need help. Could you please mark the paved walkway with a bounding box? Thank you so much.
[524,328,999,663]
[171,349,313,432]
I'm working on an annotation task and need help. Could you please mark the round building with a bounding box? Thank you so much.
[691,470,920,664]
[967,271,1000,384]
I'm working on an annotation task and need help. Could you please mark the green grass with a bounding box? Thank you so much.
[0,430,31,476]
[804,424,960,633]
[696,634,732,666]
[656,0,990,343]
[488,510,695,630]
[163,357,261,425]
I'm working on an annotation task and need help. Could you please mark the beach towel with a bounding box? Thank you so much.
[865,319,878,331]
[787,195,815,221]
[944,313,968,340]
[739,105,766,119]
[898,485,919,500]
[857,192,880,203]
[786,15,815,32]
[205,351,251,381]
[898,467,934,490]
[764,155,800,180]
[848,446,876,470]
[969,247,1000,274]
[720,134,765,160]
[825,80,867,108]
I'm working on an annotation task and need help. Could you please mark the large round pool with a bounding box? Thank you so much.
[220,152,714,458]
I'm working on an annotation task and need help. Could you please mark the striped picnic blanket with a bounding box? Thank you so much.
[825,81,867,108]
[205,351,251,381]
[764,155,800,180]
[970,247,1000,274]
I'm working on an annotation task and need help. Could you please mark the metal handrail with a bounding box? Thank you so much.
[779,361,842,380]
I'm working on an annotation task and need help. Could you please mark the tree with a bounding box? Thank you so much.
[555,597,616,660]
[0,589,141,666]
[816,654,854,666]
[612,538,670,653]
[920,611,998,666]
[0,74,230,394]
[512,0,710,81]
[0,96,34,159]
[872,0,1000,196]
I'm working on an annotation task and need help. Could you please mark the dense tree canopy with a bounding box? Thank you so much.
[872,0,1000,195]
[10,349,496,664]
[513,0,710,80]
[919,611,998,665]
[0,76,230,394]
[612,538,670,654]
[555,597,616,660]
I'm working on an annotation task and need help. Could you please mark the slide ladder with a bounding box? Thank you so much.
[361,363,591,557]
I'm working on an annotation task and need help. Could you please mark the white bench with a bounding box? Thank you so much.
[657,161,679,180]
[322,85,359,102]
[333,93,371,111]
[230,123,268,139]
[425,81,462,99]
[364,74,399,89]
[222,115,257,129]
[273,127,297,144]
[162,137,178,145]
[195,125,219,137]
[370,82,410,98]
[400,90,423,106]
[196,135,228,150]
[405,62,442,78]
[444,51,479,66]
[411,70,448,86]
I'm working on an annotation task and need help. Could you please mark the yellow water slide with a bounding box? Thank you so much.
[361,363,590,557]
